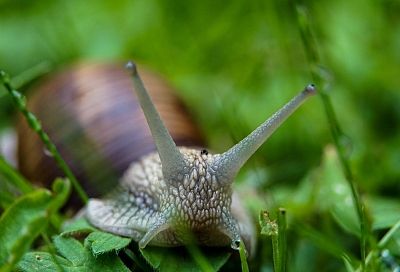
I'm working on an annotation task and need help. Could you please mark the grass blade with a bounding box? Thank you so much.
[11,62,52,90]
[294,4,368,268]
[271,208,287,272]
[239,240,249,272]
[186,244,214,272]
[361,219,400,271]
[0,155,33,194]
[277,208,287,272]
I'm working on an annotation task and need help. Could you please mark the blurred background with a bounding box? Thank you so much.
[0,0,399,271]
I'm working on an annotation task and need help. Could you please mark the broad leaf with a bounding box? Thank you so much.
[62,217,132,255]
[85,231,132,256]
[53,236,86,266]
[62,217,231,270]
[18,236,130,272]
[61,217,97,236]
[18,252,72,272]
[368,197,400,230]
[18,251,130,272]
[316,146,360,236]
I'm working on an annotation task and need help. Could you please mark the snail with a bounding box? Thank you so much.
[17,60,316,256]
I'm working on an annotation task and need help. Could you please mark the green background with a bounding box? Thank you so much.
[1,0,399,271]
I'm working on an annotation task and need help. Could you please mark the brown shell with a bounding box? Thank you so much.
[17,62,203,200]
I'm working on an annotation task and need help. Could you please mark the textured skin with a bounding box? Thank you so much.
[85,84,315,255]
[86,147,254,252]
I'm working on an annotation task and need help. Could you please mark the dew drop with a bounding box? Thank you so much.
[43,147,53,157]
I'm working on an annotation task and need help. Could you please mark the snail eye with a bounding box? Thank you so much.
[200,149,208,155]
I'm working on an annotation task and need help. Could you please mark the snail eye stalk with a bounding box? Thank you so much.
[213,84,317,184]
[126,61,186,182]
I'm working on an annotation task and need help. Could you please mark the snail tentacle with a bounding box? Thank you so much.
[126,61,186,183]
[213,84,317,184]
[218,211,242,251]
[138,216,170,248]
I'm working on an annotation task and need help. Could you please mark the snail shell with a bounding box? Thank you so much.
[17,62,203,200]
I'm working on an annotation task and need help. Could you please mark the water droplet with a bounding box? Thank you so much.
[43,147,53,157]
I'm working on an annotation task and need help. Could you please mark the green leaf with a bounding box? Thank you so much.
[368,197,400,230]
[18,252,73,272]
[18,237,130,272]
[85,231,132,256]
[342,255,356,272]
[140,246,231,272]
[0,183,16,208]
[296,222,356,262]
[53,236,86,265]
[384,223,400,256]
[185,244,215,272]
[0,178,70,272]
[239,241,249,272]
[9,61,52,90]
[18,235,130,272]
[0,154,33,195]
[316,146,360,236]
[276,209,287,272]
[61,217,97,236]
[49,178,71,214]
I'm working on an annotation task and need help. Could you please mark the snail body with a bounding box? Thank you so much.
[18,61,316,255]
